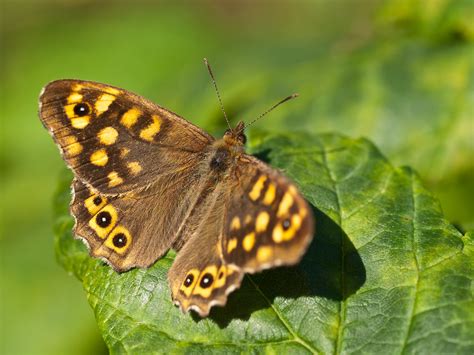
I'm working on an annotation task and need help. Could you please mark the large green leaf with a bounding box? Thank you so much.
[54,131,473,354]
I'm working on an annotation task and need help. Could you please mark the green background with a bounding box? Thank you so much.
[1,0,473,354]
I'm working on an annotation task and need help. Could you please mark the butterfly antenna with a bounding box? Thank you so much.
[237,93,299,134]
[204,58,232,130]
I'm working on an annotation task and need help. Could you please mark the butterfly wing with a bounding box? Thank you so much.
[40,80,214,271]
[39,79,213,194]
[71,167,208,271]
[169,155,314,316]
[222,155,314,271]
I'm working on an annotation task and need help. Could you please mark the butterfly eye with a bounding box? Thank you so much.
[238,134,247,145]
[73,103,90,116]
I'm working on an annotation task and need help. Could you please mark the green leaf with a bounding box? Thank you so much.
[54,131,473,353]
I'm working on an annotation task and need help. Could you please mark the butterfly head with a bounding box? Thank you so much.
[223,121,247,146]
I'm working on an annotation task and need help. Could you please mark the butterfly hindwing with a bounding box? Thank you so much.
[39,80,213,194]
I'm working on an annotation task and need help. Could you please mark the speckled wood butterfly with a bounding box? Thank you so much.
[38,62,314,316]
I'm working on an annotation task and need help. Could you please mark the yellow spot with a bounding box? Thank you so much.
[193,265,218,298]
[140,115,161,141]
[214,266,227,288]
[120,108,141,128]
[108,171,123,187]
[263,183,276,205]
[277,192,294,217]
[105,225,132,254]
[230,216,241,231]
[257,246,273,263]
[90,149,108,166]
[249,175,267,201]
[179,269,200,297]
[88,204,118,239]
[63,136,82,157]
[300,207,308,218]
[67,92,82,104]
[127,161,142,175]
[288,185,297,195]
[245,214,252,225]
[95,93,116,115]
[71,116,90,129]
[120,147,130,158]
[243,232,256,251]
[256,211,270,233]
[98,127,118,145]
[73,84,84,92]
[227,238,238,254]
[84,194,107,215]
[105,87,120,95]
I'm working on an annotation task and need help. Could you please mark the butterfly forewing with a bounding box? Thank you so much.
[39,80,213,194]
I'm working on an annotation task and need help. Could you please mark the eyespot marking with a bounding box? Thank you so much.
[73,103,90,117]
[140,114,161,141]
[214,266,227,288]
[108,171,123,187]
[180,269,200,296]
[90,149,109,166]
[84,194,107,215]
[193,265,218,298]
[98,127,118,145]
[120,108,141,128]
[105,226,132,254]
[88,204,118,238]
[64,102,91,129]
[200,273,214,289]
[272,214,303,243]
[249,175,267,201]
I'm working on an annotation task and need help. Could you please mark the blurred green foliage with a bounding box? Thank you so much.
[1,0,472,354]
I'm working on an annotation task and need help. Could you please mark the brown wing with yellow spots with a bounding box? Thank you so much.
[39,79,213,195]
[168,155,314,316]
[168,180,244,316]
[70,173,210,272]
[222,155,314,272]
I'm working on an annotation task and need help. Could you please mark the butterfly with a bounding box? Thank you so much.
[38,63,314,316]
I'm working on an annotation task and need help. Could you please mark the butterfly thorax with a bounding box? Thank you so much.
[208,121,247,174]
